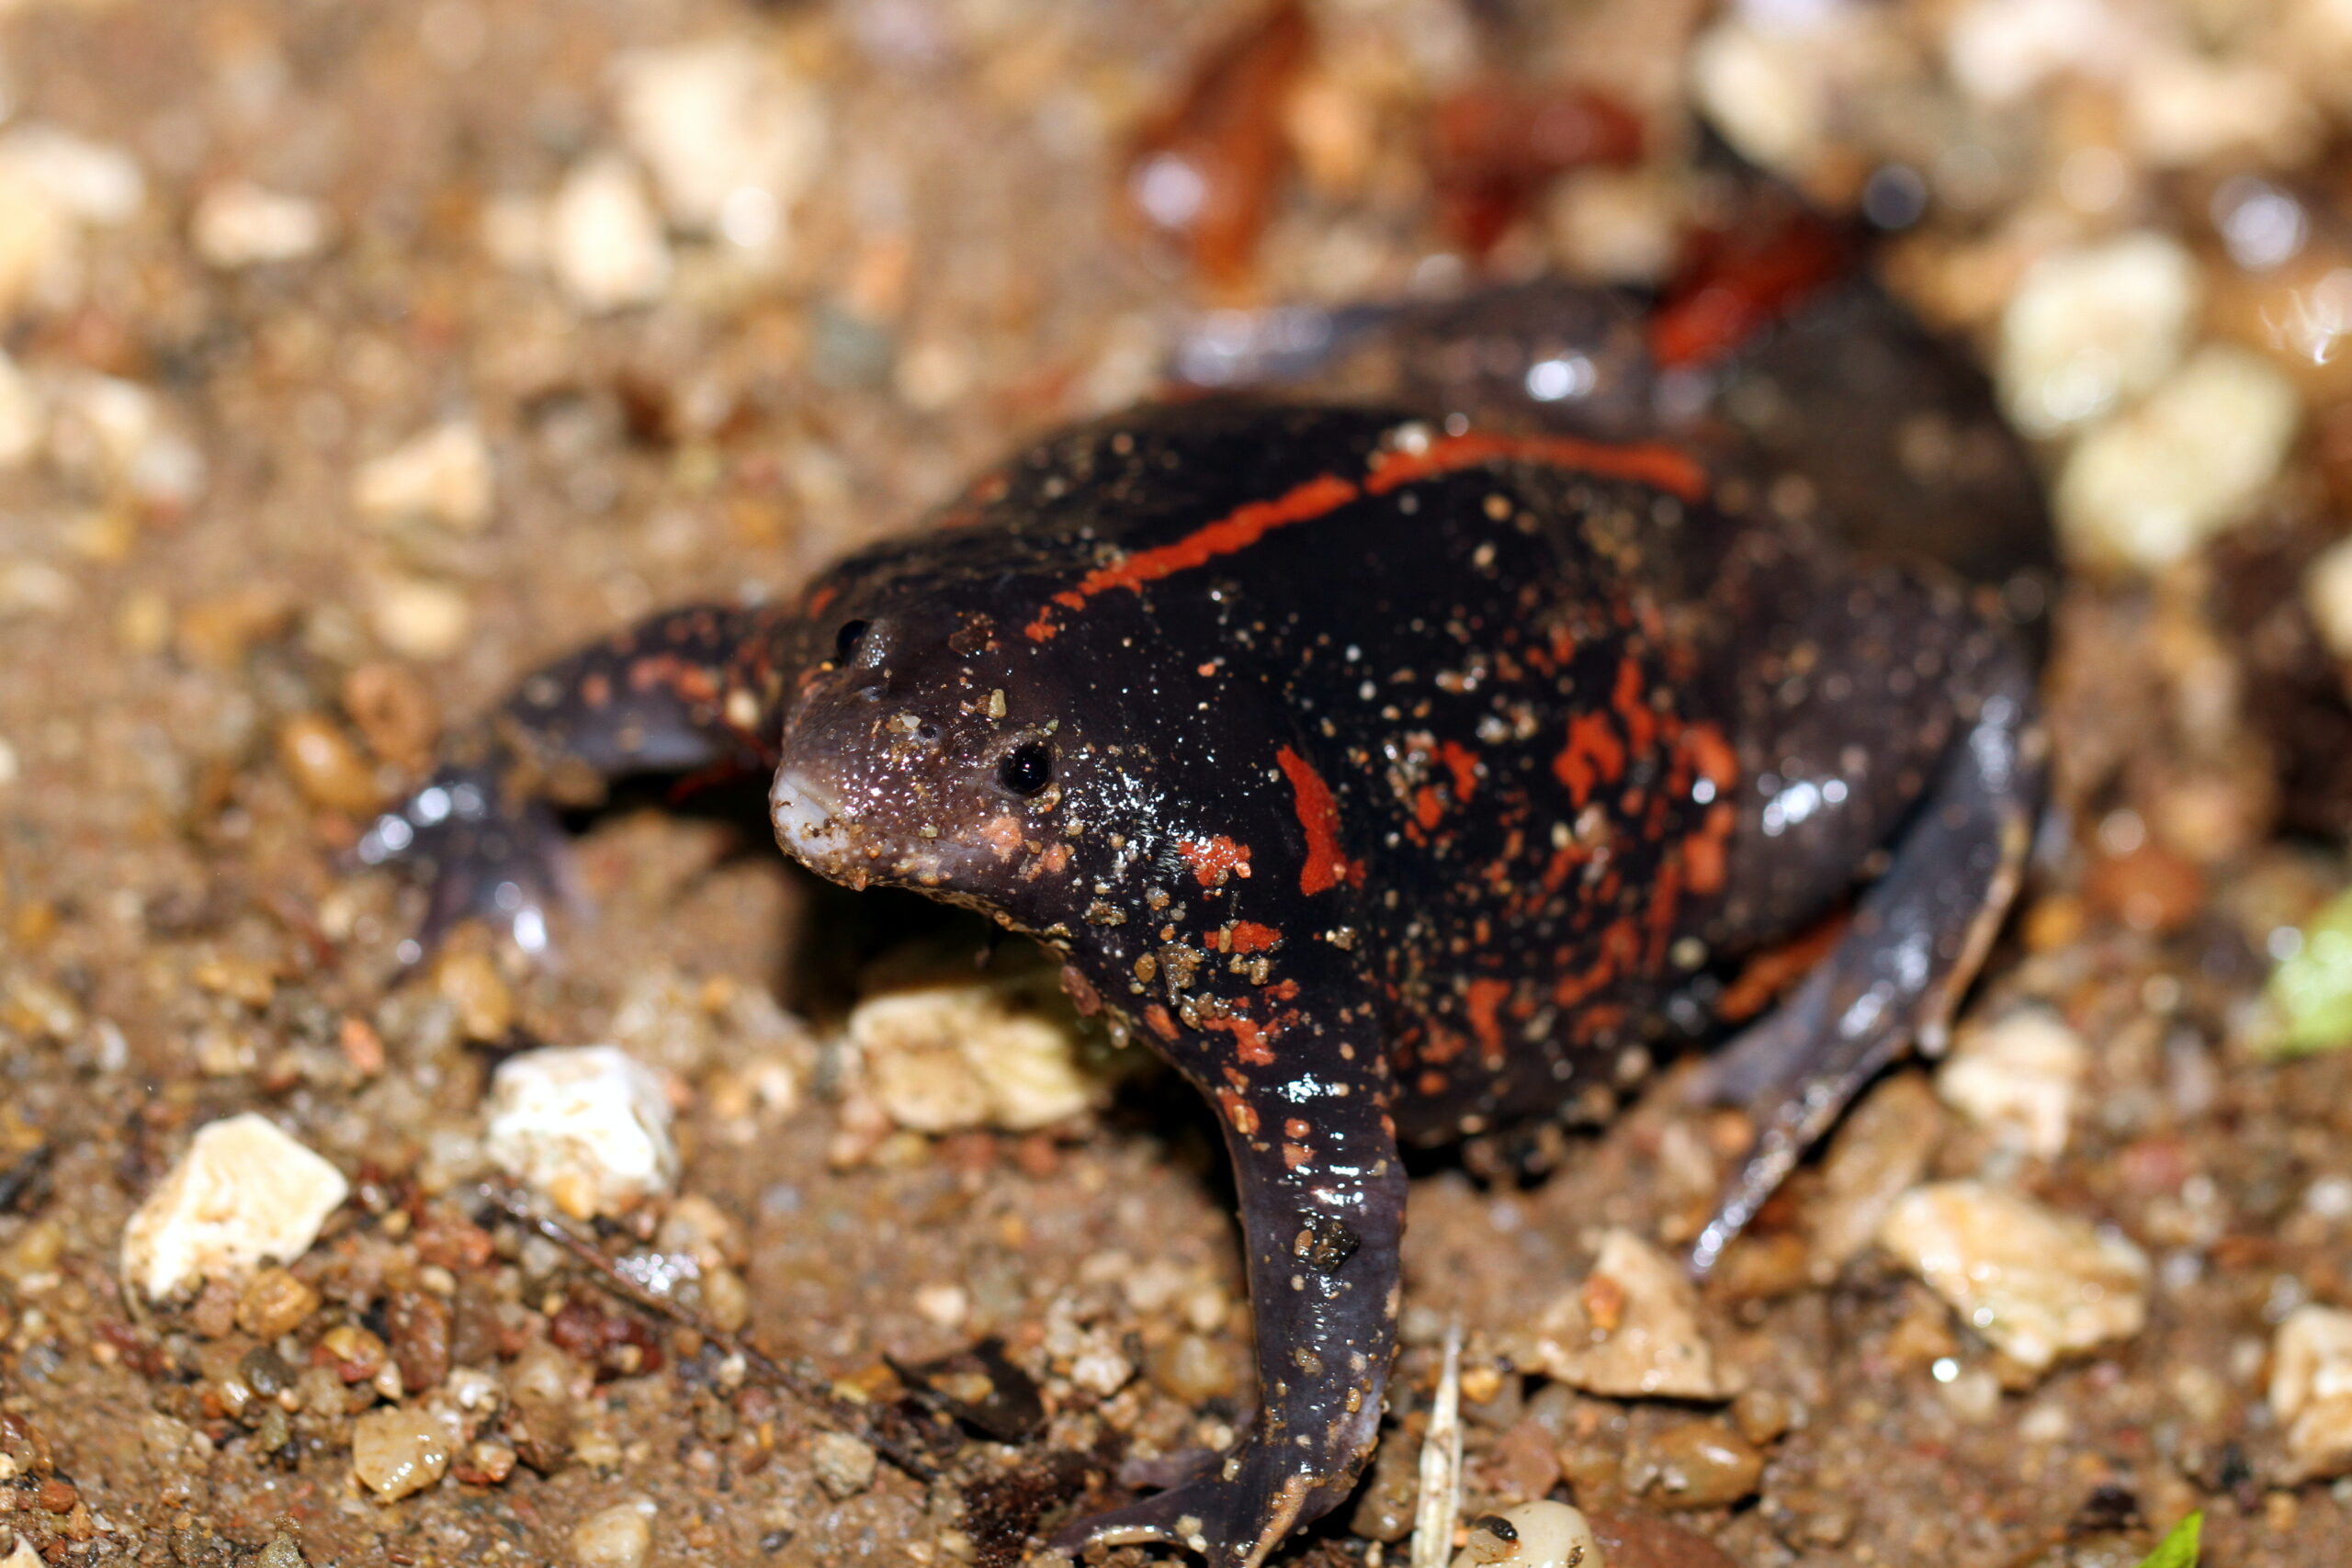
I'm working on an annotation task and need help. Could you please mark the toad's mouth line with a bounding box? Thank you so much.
[768,767,960,891]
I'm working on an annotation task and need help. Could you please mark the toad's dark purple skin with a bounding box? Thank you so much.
[360,278,2048,1566]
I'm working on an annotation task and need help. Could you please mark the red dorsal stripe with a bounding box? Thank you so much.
[1029,427,1707,633]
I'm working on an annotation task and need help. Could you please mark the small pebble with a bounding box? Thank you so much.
[1996,231,2198,436]
[234,1267,320,1340]
[1877,1181,2150,1372]
[613,40,827,238]
[387,1290,453,1394]
[277,716,382,815]
[369,576,472,660]
[120,1112,350,1301]
[1523,1229,1725,1399]
[483,1046,678,1219]
[341,662,439,770]
[1804,1073,1943,1271]
[2271,1303,2352,1478]
[2303,536,2352,662]
[349,1405,451,1501]
[1589,1511,1742,1568]
[1148,1333,1242,1403]
[1729,1388,1793,1447]
[0,161,69,319]
[353,422,492,533]
[1452,1500,1606,1568]
[0,124,144,224]
[2057,343,2301,573]
[1643,1419,1764,1508]
[1687,19,1824,176]
[809,1430,877,1499]
[2084,841,2206,934]
[549,154,670,312]
[851,982,1102,1134]
[1946,0,2120,101]
[0,349,40,468]
[1935,1008,2088,1160]
[570,1500,655,1568]
[701,1264,751,1334]
[191,181,330,266]
[434,949,514,1044]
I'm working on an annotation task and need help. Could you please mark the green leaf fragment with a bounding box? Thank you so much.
[2135,1511,2202,1568]
[2262,887,2352,1056]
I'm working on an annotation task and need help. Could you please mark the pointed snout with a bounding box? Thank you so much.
[769,767,851,862]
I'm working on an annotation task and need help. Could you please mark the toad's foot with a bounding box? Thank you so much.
[356,761,576,963]
[1049,1438,1340,1568]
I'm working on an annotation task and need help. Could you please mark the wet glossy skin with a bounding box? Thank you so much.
[362,280,2047,1567]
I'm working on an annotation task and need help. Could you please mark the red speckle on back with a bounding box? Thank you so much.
[1225,920,1282,953]
[1178,835,1254,886]
[1553,710,1626,805]
[1438,740,1480,801]
[1207,1012,1275,1066]
[1277,745,1363,896]
[1464,976,1510,1066]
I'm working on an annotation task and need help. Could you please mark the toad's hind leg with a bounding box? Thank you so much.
[1687,637,2046,1275]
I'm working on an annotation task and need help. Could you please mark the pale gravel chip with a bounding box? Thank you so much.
[2272,1303,2352,1479]
[484,1045,679,1219]
[1878,1181,2149,1372]
[1522,1229,1728,1399]
[120,1112,349,1302]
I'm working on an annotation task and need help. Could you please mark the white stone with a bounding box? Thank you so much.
[613,39,827,239]
[2303,536,2352,662]
[1453,1500,1605,1568]
[44,372,204,506]
[2056,344,2301,572]
[2272,1303,2352,1478]
[0,164,73,317]
[368,575,472,660]
[2,1539,40,1568]
[570,1500,655,1568]
[1688,20,1824,176]
[484,1045,678,1219]
[1523,1228,1726,1399]
[479,194,548,272]
[0,350,40,468]
[191,181,331,267]
[1878,1181,2149,1371]
[0,125,144,225]
[352,422,493,532]
[548,154,670,312]
[809,1431,878,1499]
[1996,231,2198,437]
[1945,0,2128,105]
[2124,51,2313,170]
[1936,1007,2089,1160]
[120,1112,349,1301]
[851,982,1102,1134]
[350,1405,450,1501]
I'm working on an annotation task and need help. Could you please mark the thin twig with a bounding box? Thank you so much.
[1409,1318,1464,1568]
[475,1181,942,1482]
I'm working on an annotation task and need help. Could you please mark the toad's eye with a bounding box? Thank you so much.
[996,741,1053,796]
[833,620,870,663]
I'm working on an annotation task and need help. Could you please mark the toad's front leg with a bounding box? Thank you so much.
[358,600,804,954]
[1053,995,1406,1567]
